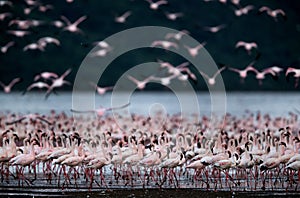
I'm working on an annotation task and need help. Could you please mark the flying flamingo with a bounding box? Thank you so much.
[203,24,226,33]
[50,20,64,28]
[199,66,226,85]
[229,66,255,83]
[71,102,130,117]
[165,30,189,40]
[184,42,207,57]
[60,15,87,34]
[38,37,60,48]
[233,5,255,16]
[0,78,21,93]
[23,43,45,51]
[165,12,183,21]
[115,11,131,23]
[151,40,178,49]
[231,0,240,6]
[145,0,168,10]
[259,6,286,21]
[248,66,280,85]
[90,48,112,57]
[90,82,114,95]
[45,68,72,99]
[38,4,53,12]
[127,75,153,90]
[1,41,14,53]
[6,30,31,37]
[235,41,258,55]
[23,82,50,95]
[151,74,177,86]
[0,12,12,21]
[34,72,58,81]
[286,67,300,87]
[5,113,53,125]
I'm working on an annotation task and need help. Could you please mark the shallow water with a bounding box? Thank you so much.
[0,92,299,116]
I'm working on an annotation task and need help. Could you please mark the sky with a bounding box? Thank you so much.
[0,0,300,91]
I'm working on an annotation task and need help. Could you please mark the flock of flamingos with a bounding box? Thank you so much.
[0,110,300,191]
[0,0,300,192]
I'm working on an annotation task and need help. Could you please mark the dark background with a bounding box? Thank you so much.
[1,0,300,91]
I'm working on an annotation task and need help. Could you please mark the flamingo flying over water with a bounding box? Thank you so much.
[71,102,130,117]
[0,78,21,93]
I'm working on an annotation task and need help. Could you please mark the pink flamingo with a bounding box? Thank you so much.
[165,30,189,40]
[286,67,300,87]
[127,75,153,90]
[247,66,280,85]
[235,41,258,55]
[23,82,50,94]
[61,15,87,34]
[0,77,21,93]
[233,5,255,16]
[1,41,14,53]
[259,6,286,21]
[203,24,226,33]
[151,40,178,49]
[184,42,207,57]
[34,72,58,81]
[45,68,72,99]
[90,82,114,95]
[115,11,131,23]
[6,30,31,37]
[71,102,130,117]
[165,12,183,21]
[199,66,226,85]
[145,0,168,10]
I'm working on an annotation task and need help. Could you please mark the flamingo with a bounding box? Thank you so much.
[45,68,72,99]
[38,4,53,12]
[286,67,300,87]
[165,30,189,40]
[233,5,255,16]
[71,102,130,117]
[127,75,153,90]
[0,12,12,21]
[203,24,226,33]
[1,41,14,53]
[23,43,45,51]
[145,0,168,10]
[231,0,240,6]
[184,42,207,57]
[61,15,87,34]
[50,20,65,28]
[228,66,255,83]
[90,82,114,95]
[6,30,31,37]
[0,78,21,93]
[199,66,226,86]
[115,11,131,23]
[93,40,111,49]
[23,82,50,94]
[151,40,178,49]
[34,72,58,81]
[37,37,60,48]
[90,47,112,57]
[247,66,280,85]
[259,6,286,21]
[9,139,39,184]
[235,41,258,55]
[151,74,177,86]
[165,12,183,21]
[5,113,53,125]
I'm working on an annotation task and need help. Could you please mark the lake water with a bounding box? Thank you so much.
[0,92,299,117]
